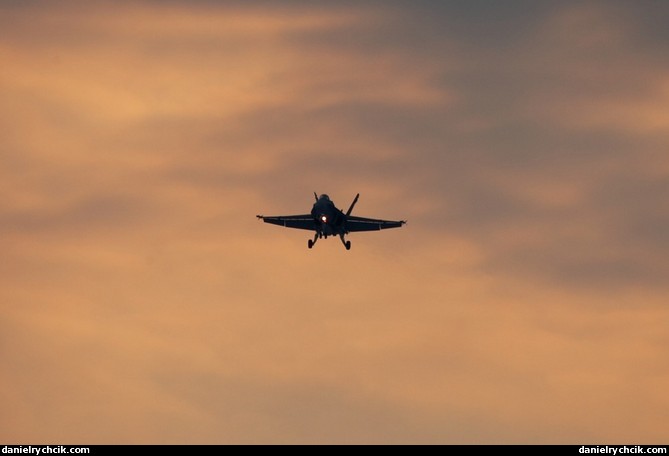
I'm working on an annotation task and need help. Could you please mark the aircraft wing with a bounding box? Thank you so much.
[345,215,406,232]
[256,214,316,231]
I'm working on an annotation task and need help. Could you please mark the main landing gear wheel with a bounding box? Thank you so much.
[308,233,319,249]
[345,241,351,250]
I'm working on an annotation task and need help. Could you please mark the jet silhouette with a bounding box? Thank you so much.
[257,193,406,250]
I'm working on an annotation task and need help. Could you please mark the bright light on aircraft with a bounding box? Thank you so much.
[321,215,327,223]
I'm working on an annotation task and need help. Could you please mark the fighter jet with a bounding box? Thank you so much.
[257,193,406,250]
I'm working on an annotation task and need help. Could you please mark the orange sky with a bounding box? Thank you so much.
[1,1,668,444]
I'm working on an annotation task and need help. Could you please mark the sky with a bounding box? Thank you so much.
[1,0,668,444]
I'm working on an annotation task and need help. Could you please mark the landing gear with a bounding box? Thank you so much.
[309,232,351,250]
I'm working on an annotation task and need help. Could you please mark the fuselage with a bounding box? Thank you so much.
[310,194,345,237]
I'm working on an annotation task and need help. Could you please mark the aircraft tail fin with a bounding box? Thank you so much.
[346,193,360,216]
